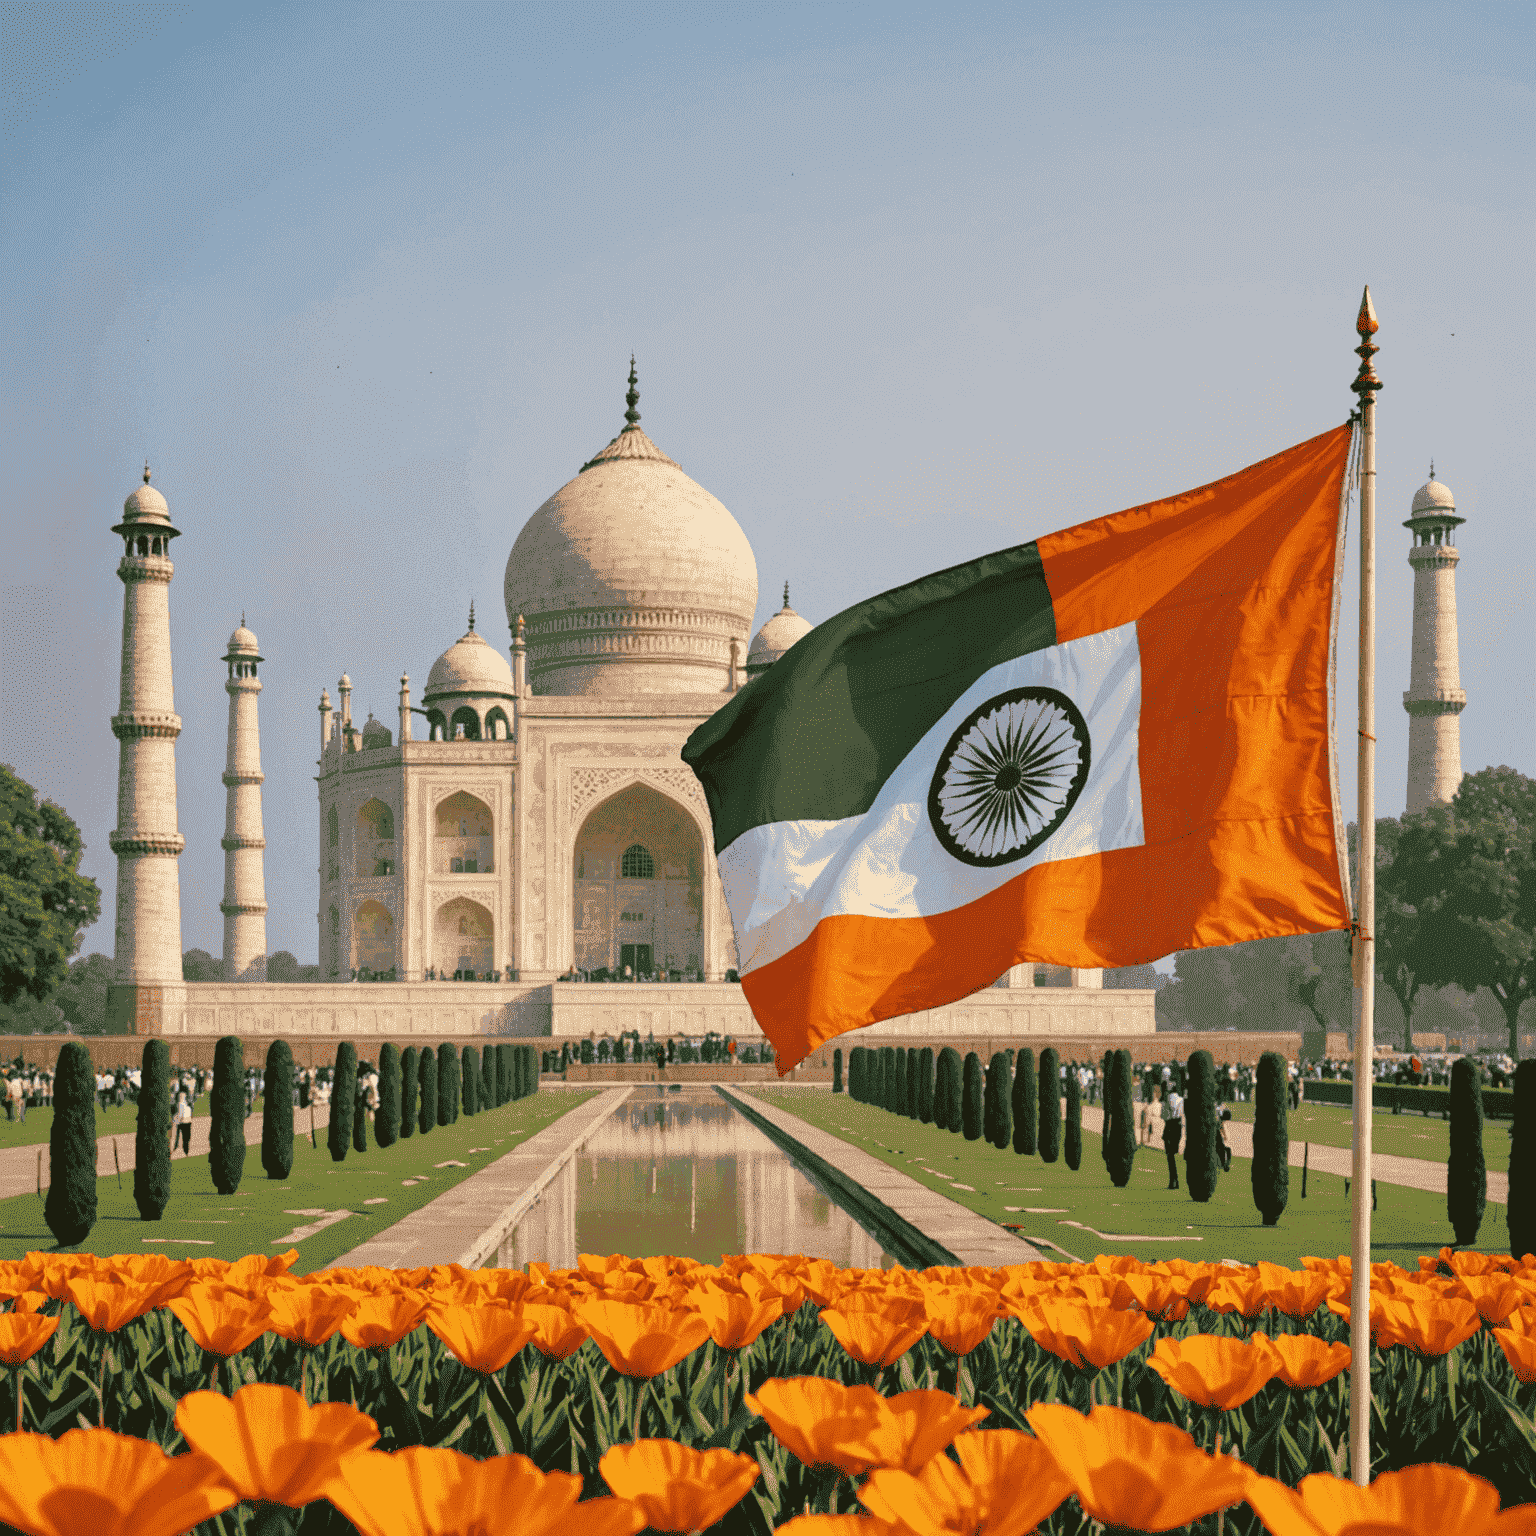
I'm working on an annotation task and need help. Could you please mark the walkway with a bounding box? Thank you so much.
[1079,1105,1507,1203]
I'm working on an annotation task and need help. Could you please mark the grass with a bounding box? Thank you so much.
[1222,1097,1510,1168]
[748,1090,1510,1269]
[0,1090,596,1274]
[0,1097,264,1151]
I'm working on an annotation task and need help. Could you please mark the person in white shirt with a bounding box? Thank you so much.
[172,1092,193,1155]
[1159,1083,1184,1190]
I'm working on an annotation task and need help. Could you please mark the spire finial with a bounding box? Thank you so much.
[624,355,640,429]
[241,611,246,628]
[468,599,476,632]
[1429,460,1435,482]
[783,580,790,609]
[1351,285,1381,402]
[142,461,151,484]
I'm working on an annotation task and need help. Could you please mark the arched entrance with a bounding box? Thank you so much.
[572,783,703,978]
[352,900,395,974]
[435,896,493,977]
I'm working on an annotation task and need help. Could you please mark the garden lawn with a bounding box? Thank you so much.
[0,1097,261,1150]
[0,1089,596,1273]
[1224,1095,1510,1167]
[749,1089,1513,1268]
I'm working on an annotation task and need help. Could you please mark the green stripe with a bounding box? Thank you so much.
[684,540,1056,853]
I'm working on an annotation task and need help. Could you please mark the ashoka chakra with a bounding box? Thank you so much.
[927,686,1091,867]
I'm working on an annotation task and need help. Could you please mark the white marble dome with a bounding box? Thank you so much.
[423,618,516,703]
[116,466,176,536]
[225,623,260,658]
[1411,470,1456,515]
[746,584,813,679]
[504,374,757,696]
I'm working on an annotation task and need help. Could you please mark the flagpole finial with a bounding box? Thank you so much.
[624,355,640,429]
[1352,286,1381,401]
[468,599,476,632]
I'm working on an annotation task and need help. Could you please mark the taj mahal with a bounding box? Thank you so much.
[99,368,1468,1052]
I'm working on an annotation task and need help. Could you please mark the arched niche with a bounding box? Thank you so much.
[352,899,395,973]
[485,706,511,741]
[435,896,493,977]
[425,709,448,741]
[572,782,703,979]
[435,790,493,874]
[355,797,395,876]
[450,706,481,741]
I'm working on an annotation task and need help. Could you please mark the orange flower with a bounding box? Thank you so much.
[688,1280,783,1350]
[323,1446,585,1536]
[338,1291,431,1350]
[1455,1276,1529,1326]
[819,1296,930,1367]
[576,1298,711,1377]
[64,1277,179,1334]
[1203,1271,1271,1319]
[425,1304,539,1374]
[1370,1295,1483,1356]
[1260,1333,1352,1391]
[860,1429,1072,1536]
[1253,1263,1335,1322]
[0,1427,237,1536]
[1147,1335,1280,1410]
[1243,1463,1506,1536]
[524,1303,590,1360]
[175,1383,378,1507]
[922,1288,1001,1356]
[1008,1296,1154,1370]
[1026,1403,1252,1532]
[265,1286,358,1348]
[165,1283,274,1358]
[0,1311,59,1365]
[745,1377,987,1476]
[599,1439,759,1533]
[772,1518,901,1535]
[1492,1326,1536,1385]
[1119,1271,1191,1323]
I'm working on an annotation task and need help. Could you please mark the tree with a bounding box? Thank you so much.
[497,1043,512,1104]
[399,1045,418,1138]
[52,953,112,1034]
[1251,1051,1288,1226]
[329,1042,358,1161]
[209,1037,246,1194]
[961,1052,984,1141]
[868,1048,883,1110]
[352,1078,369,1152]
[1038,1047,1062,1164]
[985,1052,1012,1150]
[937,1047,962,1132]
[1448,1056,1487,1246]
[1288,931,1352,1046]
[376,1043,401,1147]
[832,1048,843,1094]
[45,1042,96,1245]
[849,1047,865,1101]
[916,1047,935,1124]
[1184,1050,1220,1203]
[181,949,222,982]
[881,1048,899,1114]
[436,1043,457,1125]
[1100,1050,1115,1165]
[1105,1050,1135,1188]
[1373,816,1429,1049]
[462,1045,480,1116]
[0,766,101,1006]
[1511,1061,1536,1262]
[1402,768,1536,1055]
[418,1047,437,1135]
[134,1039,171,1220]
[261,1040,295,1180]
[905,1049,919,1118]
[1063,1063,1082,1171]
[1011,1048,1036,1155]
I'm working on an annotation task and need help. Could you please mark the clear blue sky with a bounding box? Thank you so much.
[2,1,1532,967]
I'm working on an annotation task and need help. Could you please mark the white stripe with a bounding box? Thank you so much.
[720,623,1145,975]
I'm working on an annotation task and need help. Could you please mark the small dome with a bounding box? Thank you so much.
[746,585,813,677]
[361,714,391,747]
[338,674,352,690]
[424,625,515,702]
[115,465,177,535]
[224,622,260,659]
[1411,466,1456,515]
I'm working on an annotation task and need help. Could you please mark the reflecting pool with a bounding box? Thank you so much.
[498,1087,896,1270]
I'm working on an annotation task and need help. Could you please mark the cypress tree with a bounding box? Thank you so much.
[498,1043,512,1104]
[939,1047,964,1131]
[376,1043,401,1147]
[1038,1047,1062,1164]
[1251,1051,1289,1226]
[917,1047,935,1124]
[1100,1049,1116,1165]
[529,1043,541,1093]
[210,1036,247,1193]
[961,1052,984,1141]
[418,1047,437,1135]
[905,1048,919,1118]
[985,1052,1012,1149]
[930,1048,948,1124]
[1064,1061,1083,1171]
[1184,1050,1220,1202]
[261,1040,295,1179]
[1106,1048,1137,1188]
[45,1042,96,1246]
[399,1046,419,1138]
[329,1042,357,1162]
[1012,1047,1037,1155]
[868,1048,883,1110]
[1510,1061,1536,1261]
[133,1038,171,1221]
[352,1083,369,1153]
[1448,1056,1487,1246]
[462,1045,480,1116]
[515,1043,528,1099]
[849,1047,864,1101]
[832,1048,844,1094]
[437,1043,457,1125]
[879,1047,896,1113]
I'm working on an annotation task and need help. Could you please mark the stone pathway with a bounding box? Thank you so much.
[1079,1105,1508,1203]
[0,1103,333,1202]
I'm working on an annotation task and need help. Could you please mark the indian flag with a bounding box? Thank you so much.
[683,423,1357,1072]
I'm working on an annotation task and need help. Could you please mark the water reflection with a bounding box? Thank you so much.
[499,1087,896,1270]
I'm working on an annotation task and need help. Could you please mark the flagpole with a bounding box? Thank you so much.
[1349,285,1381,1486]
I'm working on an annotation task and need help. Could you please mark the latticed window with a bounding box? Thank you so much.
[620,844,654,879]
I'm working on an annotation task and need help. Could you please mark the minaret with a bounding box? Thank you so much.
[1403,463,1467,812]
[107,465,185,1033]
[220,618,268,980]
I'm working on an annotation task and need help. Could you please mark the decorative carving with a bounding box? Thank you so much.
[111,712,182,740]
[109,830,186,857]
[568,764,710,828]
